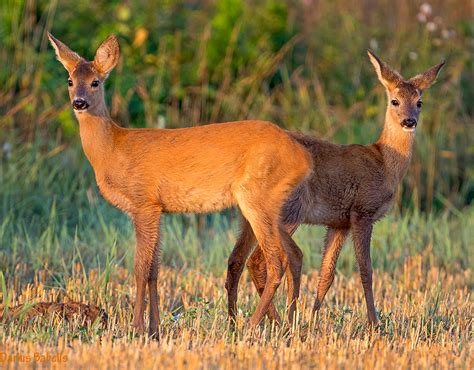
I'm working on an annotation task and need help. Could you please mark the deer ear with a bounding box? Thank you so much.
[47,32,82,73]
[409,61,445,91]
[93,35,120,77]
[367,49,403,91]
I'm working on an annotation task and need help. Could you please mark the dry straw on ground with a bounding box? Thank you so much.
[1,259,472,369]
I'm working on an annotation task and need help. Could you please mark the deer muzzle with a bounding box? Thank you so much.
[401,118,417,130]
[72,98,89,111]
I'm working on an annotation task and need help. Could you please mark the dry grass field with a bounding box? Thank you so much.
[1,258,472,369]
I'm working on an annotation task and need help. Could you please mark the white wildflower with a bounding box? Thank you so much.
[426,22,437,32]
[2,142,12,159]
[369,38,378,51]
[417,13,427,23]
[157,115,166,128]
[441,29,450,39]
[420,3,432,16]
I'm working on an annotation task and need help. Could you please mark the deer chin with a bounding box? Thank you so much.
[73,108,89,114]
[402,126,416,133]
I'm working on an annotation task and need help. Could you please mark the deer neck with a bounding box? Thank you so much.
[75,106,116,172]
[375,111,416,187]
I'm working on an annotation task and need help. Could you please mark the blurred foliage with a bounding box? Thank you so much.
[0,0,473,213]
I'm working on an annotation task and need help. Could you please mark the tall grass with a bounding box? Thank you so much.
[0,138,472,284]
[1,0,472,211]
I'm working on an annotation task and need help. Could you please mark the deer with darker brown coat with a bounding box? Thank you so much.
[225,50,445,326]
[48,33,313,337]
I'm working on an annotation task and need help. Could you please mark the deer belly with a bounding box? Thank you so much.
[160,186,236,213]
[304,202,351,228]
[373,199,394,220]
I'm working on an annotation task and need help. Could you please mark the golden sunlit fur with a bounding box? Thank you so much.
[225,50,445,326]
[48,33,313,336]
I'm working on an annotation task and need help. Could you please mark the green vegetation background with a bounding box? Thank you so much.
[0,0,472,284]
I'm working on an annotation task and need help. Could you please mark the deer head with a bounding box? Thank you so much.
[367,50,444,133]
[48,33,120,116]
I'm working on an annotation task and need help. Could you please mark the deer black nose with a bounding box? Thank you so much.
[72,98,89,111]
[402,118,417,128]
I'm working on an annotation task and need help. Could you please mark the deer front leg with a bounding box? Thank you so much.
[351,215,378,325]
[312,227,349,314]
[132,209,161,334]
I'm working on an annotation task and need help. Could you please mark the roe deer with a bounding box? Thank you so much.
[47,33,313,336]
[225,50,444,326]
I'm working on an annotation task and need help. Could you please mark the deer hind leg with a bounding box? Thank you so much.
[351,215,378,325]
[246,224,300,325]
[236,196,288,327]
[235,145,310,327]
[148,232,162,338]
[131,209,161,334]
[225,216,257,322]
[247,246,281,323]
[237,192,308,327]
[280,224,303,326]
[312,227,349,315]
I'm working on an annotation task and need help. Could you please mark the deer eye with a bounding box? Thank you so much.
[91,80,100,88]
[417,101,423,108]
[391,99,400,106]
[67,79,73,87]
